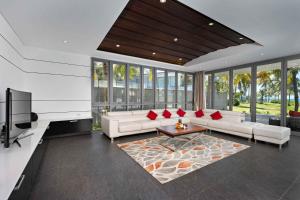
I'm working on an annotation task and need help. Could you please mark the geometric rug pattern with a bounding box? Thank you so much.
[118,133,249,184]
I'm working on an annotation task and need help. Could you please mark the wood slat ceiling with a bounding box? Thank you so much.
[98,0,256,65]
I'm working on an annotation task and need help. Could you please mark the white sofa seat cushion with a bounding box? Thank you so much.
[190,117,210,126]
[207,120,252,135]
[225,123,252,134]
[253,125,291,139]
[141,120,160,129]
[119,122,142,133]
[208,120,232,131]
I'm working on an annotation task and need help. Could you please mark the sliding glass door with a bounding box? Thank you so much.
[205,74,212,109]
[256,62,281,124]
[143,67,154,110]
[233,68,251,121]
[213,71,229,110]
[186,74,194,110]
[92,61,109,130]
[287,59,300,130]
[155,69,166,109]
[177,72,185,108]
[112,63,126,111]
[128,65,141,110]
[167,71,176,108]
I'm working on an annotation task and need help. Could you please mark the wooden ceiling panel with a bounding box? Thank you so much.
[98,0,256,65]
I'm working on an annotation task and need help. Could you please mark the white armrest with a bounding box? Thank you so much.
[101,116,119,138]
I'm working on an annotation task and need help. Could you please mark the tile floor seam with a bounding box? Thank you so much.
[278,173,300,200]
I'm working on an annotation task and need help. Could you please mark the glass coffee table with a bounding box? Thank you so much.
[156,123,208,152]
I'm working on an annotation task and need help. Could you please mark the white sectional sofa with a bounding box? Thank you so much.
[189,109,253,140]
[101,109,190,142]
[101,109,290,148]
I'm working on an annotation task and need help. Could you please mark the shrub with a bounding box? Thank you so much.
[233,98,240,106]
[270,100,281,104]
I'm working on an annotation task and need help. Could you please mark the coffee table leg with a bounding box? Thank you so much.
[159,137,175,152]
[178,131,208,151]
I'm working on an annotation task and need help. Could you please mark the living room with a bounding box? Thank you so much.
[0,0,300,200]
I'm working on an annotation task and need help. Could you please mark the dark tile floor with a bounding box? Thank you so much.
[30,131,300,200]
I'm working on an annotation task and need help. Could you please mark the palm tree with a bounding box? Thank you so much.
[257,71,271,103]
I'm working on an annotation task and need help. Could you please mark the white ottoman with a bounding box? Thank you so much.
[253,124,291,149]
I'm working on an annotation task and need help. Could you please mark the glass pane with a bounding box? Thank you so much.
[213,71,229,110]
[156,69,165,105]
[167,72,176,103]
[177,72,185,108]
[129,65,141,104]
[111,105,127,111]
[93,61,109,105]
[186,74,193,109]
[256,62,281,124]
[92,61,109,131]
[233,68,251,121]
[205,74,212,108]
[143,68,154,104]
[287,59,300,131]
[128,105,141,111]
[113,63,126,104]
[143,104,154,110]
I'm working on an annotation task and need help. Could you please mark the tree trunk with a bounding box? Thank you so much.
[260,90,264,104]
[292,70,299,111]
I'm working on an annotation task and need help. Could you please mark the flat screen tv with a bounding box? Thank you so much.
[4,88,32,148]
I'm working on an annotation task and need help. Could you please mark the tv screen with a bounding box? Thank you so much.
[5,88,32,147]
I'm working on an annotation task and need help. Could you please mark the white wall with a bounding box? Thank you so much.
[0,13,92,123]
[0,13,25,125]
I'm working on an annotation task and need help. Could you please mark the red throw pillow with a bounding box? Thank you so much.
[162,109,172,118]
[195,109,204,118]
[289,110,300,117]
[147,110,158,120]
[210,111,222,120]
[177,108,186,117]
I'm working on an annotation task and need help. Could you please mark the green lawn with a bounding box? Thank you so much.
[233,102,296,116]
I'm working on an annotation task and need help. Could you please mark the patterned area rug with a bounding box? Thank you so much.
[118,133,249,184]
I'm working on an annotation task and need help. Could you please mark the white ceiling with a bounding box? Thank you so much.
[1,0,300,72]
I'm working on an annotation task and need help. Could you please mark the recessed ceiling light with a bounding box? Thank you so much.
[160,0,166,3]
[152,52,156,55]
[116,44,120,48]
[208,22,214,26]
[174,37,178,42]
[179,58,182,61]
[239,37,244,40]
[63,40,69,44]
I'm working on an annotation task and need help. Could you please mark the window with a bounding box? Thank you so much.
[205,74,212,108]
[155,69,166,109]
[177,72,185,108]
[213,71,229,110]
[287,59,300,120]
[143,67,154,109]
[128,65,141,110]
[91,58,195,129]
[233,68,251,121]
[167,71,176,108]
[256,62,281,124]
[186,74,194,110]
[112,63,126,111]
